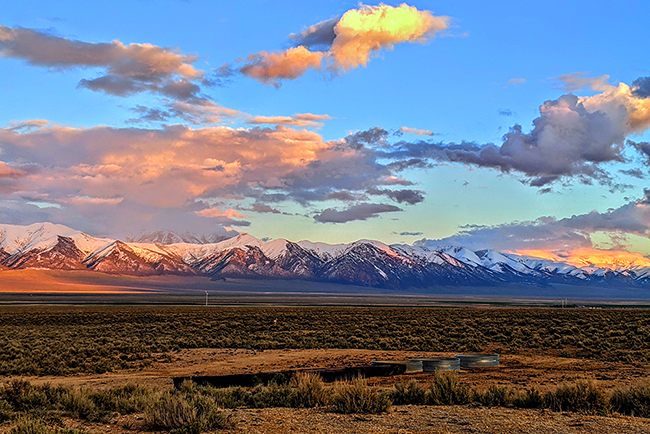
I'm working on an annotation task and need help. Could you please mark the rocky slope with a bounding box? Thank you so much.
[1,222,650,289]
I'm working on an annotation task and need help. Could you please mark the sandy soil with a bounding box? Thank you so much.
[11,348,650,393]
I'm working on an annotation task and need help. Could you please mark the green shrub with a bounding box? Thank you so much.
[290,373,328,408]
[545,381,609,415]
[427,372,471,405]
[475,385,517,407]
[390,380,427,405]
[610,383,650,417]
[332,379,391,414]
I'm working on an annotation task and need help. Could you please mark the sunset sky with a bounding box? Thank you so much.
[2,0,650,260]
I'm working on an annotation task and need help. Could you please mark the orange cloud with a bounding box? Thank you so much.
[240,46,324,86]
[517,247,650,270]
[237,4,449,85]
[195,208,247,219]
[399,126,434,136]
[331,3,450,70]
[249,113,331,127]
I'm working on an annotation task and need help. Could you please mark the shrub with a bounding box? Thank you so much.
[544,381,609,415]
[58,389,110,423]
[332,379,391,414]
[475,386,517,407]
[0,399,14,422]
[90,383,155,414]
[513,388,544,409]
[427,372,471,405]
[10,418,88,434]
[290,373,328,408]
[246,385,293,408]
[610,383,650,417]
[390,380,427,405]
[11,419,53,434]
[145,393,234,432]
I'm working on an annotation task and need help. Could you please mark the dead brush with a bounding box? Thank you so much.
[290,372,328,408]
[544,380,609,415]
[145,392,234,432]
[610,382,650,417]
[427,371,471,405]
[332,378,391,414]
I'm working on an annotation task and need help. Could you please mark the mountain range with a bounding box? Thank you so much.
[1,222,649,290]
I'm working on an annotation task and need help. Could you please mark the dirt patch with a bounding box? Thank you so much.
[12,348,650,393]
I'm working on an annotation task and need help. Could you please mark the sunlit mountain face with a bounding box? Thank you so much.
[3,222,650,290]
[2,2,650,274]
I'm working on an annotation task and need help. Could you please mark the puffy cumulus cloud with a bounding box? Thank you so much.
[329,3,449,70]
[289,18,339,49]
[417,190,650,253]
[248,113,331,127]
[314,202,402,223]
[386,75,650,187]
[239,46,325,86]
[232,3,449,85]
[0,121,429,235]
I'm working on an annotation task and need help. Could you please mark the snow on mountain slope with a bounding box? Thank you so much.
[2,222,650,289]
[0,222,112,257]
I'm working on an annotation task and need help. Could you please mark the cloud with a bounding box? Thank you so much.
[289,18,338,49]
[555,72,610,92]
[386,75,650,187]
[195,208,246,219]
[367,187,424,204]
[233,3,450,85]
[0,121,430,235]
[417,190,650,252]
[0,25,241,125]
[248,113,331,127]
[397,231,423,236]
[247,203,282,214]
[239,46,325,86]
[498,109,513,117]
[399,126,434,136]
[314,202,402,223]
[507,78,525,85]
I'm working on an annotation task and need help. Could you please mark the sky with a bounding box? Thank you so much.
[2,0,650,261]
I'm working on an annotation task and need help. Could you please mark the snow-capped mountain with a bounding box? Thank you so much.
[2,222,650,290]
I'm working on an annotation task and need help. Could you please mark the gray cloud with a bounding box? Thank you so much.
[418,190,650,252]
[314,203,402,223]
[632,76,650,98]
[289,18,338,49]
[384,80,650,187]
[498,109,513,117]
[367,187,425,204]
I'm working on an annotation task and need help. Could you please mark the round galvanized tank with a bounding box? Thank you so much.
[454,354,499,368]
[413,357,460,371]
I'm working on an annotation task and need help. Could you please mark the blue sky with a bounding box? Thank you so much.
[2,0,650,257]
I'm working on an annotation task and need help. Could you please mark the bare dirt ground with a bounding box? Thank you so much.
[14,348,650,393]
[5,348,650,433]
